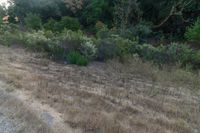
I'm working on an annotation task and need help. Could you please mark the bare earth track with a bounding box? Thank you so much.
[0,45,199,133]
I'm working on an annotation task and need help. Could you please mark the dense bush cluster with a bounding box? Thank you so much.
[0,0,200,68]
[0,22,200,69]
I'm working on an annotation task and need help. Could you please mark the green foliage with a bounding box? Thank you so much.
[0,5,6,25]
[44,19,57,32]
[185,18,200,41]
[114,0,141,29]
[0,23,19,33]
[136,43,193,66]
[22,30,51,51]
[80,0,113,27]
[0,31,18,45]
[44,17,80,32]
[97,35,138,61]
[25,13,42,30]
[57,30,97,60]
[190,51,200,69]
[66,51,89,66]
[60,16,80,31]
[165,43,192,64]
[0,5,6,18]
[57,30,86,52]
[96,27,111,39]
[8,0,71,22]
[0,24,21,45]
[80,37,97,60]
[129,22,152,42]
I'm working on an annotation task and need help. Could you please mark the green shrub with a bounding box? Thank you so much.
[47,41,66,60]
[165,43,192,64]
[0,31,18,45]
[97,39,119,61]
[57,30,97,59]
[119,22,152,42]
[44,19,57,32]
[137,44,159,61]
[80,37,97,60]
[25,13,42,30]
[136,43,193,66]
[21,30,65,60]
[96,27,111,39]
[44,17,80,33]
[190,51,200,69]
[80,0,113,27]
[0,24,21,45]
[44,16,81,32]
[60,16,81,31]
[97,35,137,61]
[132,23,152,39]
[22,30,51,51]
[0,23,20,33]
[66,51,89,66]
[57,30,85,52]
[185,18,200,41]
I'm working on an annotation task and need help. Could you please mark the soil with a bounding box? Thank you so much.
[0,45,199,133]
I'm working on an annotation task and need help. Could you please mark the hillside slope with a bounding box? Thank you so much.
[0,45,199,133]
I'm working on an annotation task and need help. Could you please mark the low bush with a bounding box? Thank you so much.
[66,51,89,66]
[58,30,87,52]
[189,51,200,69]
[185,18,200,42]
[60,16,81,31]
[97,35,138,61]
[22,30,51,51]
[0,23,20,33]
[136,44,160,61]
[136,43,193,66]
[0,31,19,45]
[0,24,22,45]
[164,43,192,64]
[80,37,97,60]
[0,22,199,69]
[57,30,97,59]
[97,39,120,61]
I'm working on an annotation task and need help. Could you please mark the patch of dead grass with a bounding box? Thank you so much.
[0,45,199,133]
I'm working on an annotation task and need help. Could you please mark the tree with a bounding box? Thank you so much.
[0,5,6,25]
[140,0,200,34]
[25,13,42,30]
[79,0,114,27]
[114,0,141,29]
[7,0,71,22]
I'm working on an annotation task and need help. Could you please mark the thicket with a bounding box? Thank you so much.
[0,0,200,68]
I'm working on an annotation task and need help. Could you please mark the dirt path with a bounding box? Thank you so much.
[0,81,51,133]
[0,45,199,133]
[0,80,80,133]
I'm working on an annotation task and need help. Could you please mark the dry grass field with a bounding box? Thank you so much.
[0,45,199,133]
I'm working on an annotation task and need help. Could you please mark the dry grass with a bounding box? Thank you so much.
[0,45,199,133]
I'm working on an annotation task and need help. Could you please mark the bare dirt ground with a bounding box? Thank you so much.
[0,45,199,133]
